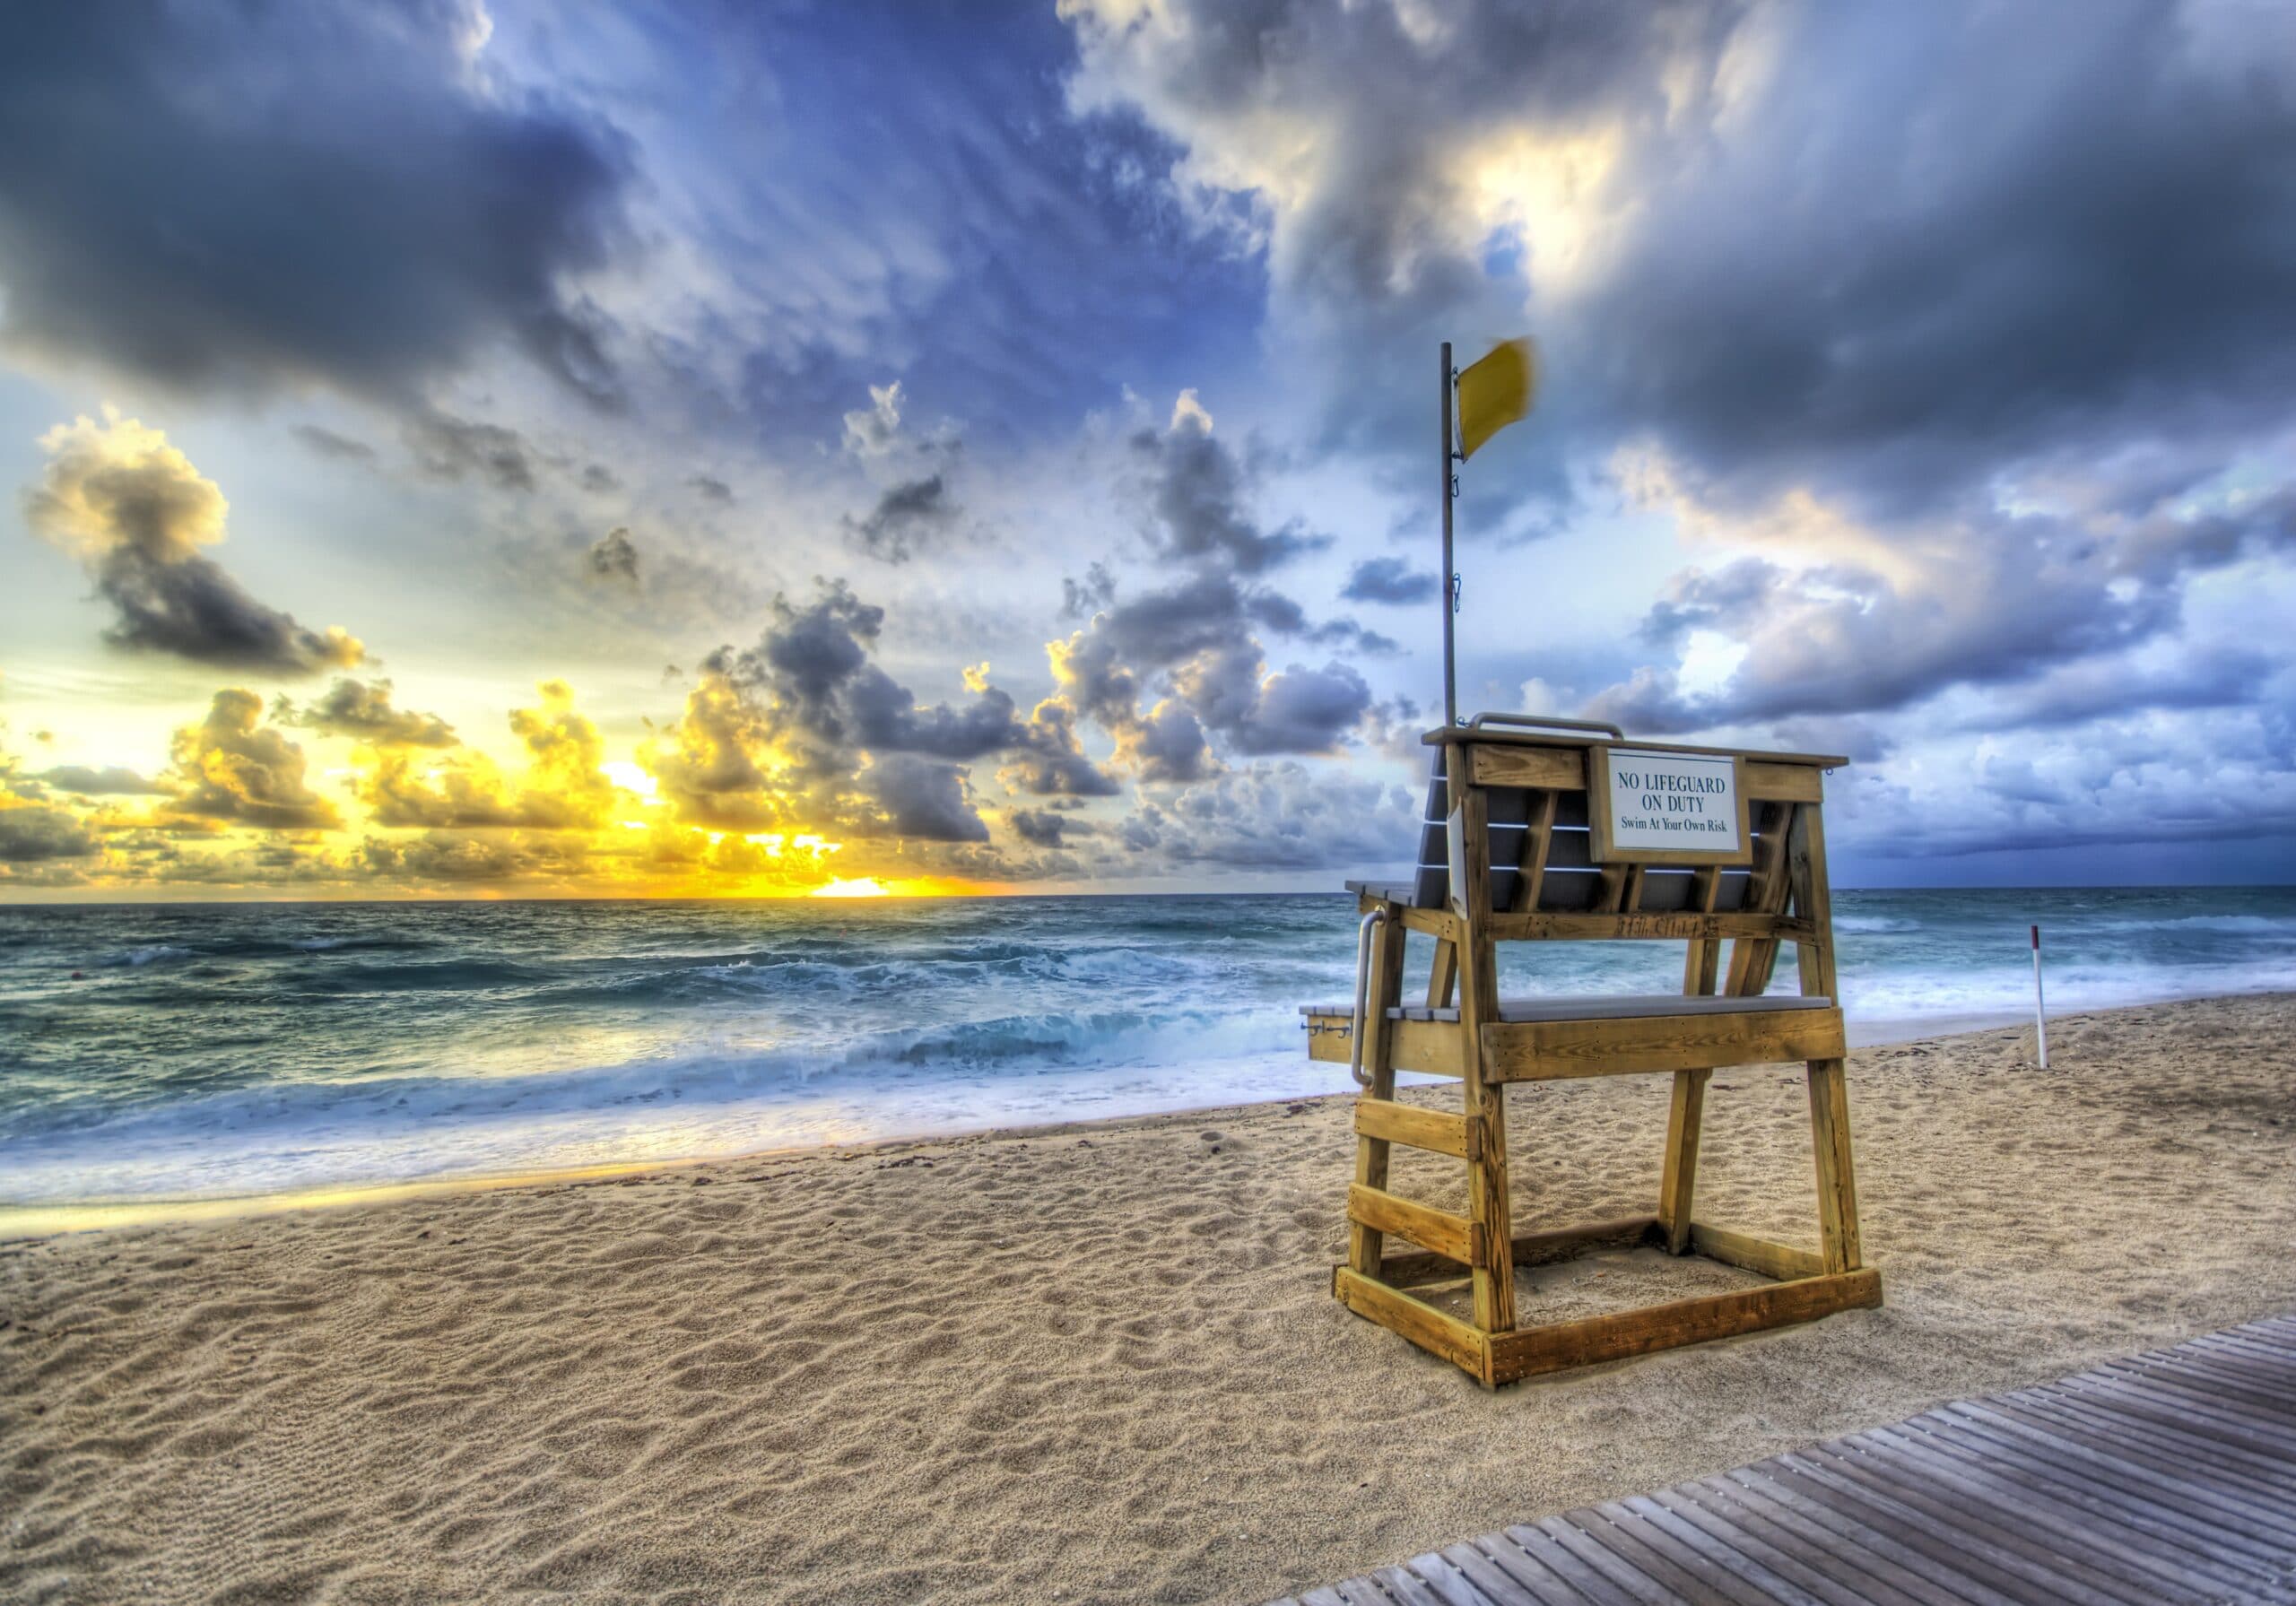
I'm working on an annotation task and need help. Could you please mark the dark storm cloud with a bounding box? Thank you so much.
[648,581,1118,840]
[1131,408,1328,574]
[37,766,163,796]
[1342,557,1439,606]
[26,411,363,676]
[1006,807,1083,849]
[278,679,458,749]
[860,754,988,844]
[0,804,100,863]
[588,527,640,585]
[0,0,631,404]
[1071,0,2296,772]
[843,473,956,565]
[689,475,735,506]
[1570,4,2296,514]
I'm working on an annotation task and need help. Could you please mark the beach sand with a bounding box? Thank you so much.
[4,993,2294,1605]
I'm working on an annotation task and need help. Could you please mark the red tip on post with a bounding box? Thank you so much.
[2031,924,2040,951]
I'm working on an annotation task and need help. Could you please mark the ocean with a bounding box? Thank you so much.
[1,887,2290,1219]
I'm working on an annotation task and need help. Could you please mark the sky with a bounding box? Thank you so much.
[1,0,2292,901]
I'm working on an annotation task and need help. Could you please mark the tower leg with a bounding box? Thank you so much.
[1657,1068,1710,1255]
[1347,913,1408,1276]
[1806,1056,1862,1273]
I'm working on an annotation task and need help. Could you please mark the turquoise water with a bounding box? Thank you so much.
[0,887,2289,1206]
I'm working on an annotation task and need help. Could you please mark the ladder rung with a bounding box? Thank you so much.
[1354,1098,1476,1161]
[1347,1184,1483,1267]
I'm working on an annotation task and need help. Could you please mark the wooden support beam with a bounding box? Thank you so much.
[1511,787,1559,913]
[1353,1097,1476,1160]
[1302,1016,1463,1079]
[1482,1007,1848,1082]
[1348,1184,1483,1268]
[1688,1222,1826,1281]
[1486,1270,1882,1385]
[1488,912,1813,942]
[1377,1215,1660,1289]
[1453,769,1518,1335]
[1333,1267,1492,1384]
[1347,912,1411,1277]
[1468,743,1826,803]
[1400,907,1461,941]
[1807,1057,1863,1273]
[1425,939,1457,1010]
[1657,1068,1710,1254]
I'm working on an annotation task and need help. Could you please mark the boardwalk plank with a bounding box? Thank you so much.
[1683,1471,1970,1606]
[1496,1524,1648,1606]
[1639,1487,1876,1606]
[1883,1418,2283,1585]
[1952,1398,2296,1544]
[1372,1563,1463,1606]
[1467,1532,1601,1606]
[1402,1549,1508,1606]
[1801,1440,2187,1604]
[1270,1315,2296,1606]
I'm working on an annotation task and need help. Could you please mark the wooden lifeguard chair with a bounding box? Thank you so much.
[1302,713,1880,1385]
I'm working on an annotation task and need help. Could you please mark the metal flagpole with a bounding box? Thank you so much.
[1440,341,1457,733]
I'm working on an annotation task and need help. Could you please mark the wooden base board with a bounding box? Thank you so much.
[1334,1254,1881,1388]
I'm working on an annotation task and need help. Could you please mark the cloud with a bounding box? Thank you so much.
[26,409,364,675]
[358,681,616,831]
[1343,556,1439,606]
[1006,807,1083,848]
[843,473,955,565]
[689,474,735,505]
[291,424,376,463]
[162,689,343,830]
[842,381,904,456]
[645,581,1117,842]
[403,412,539,491]
[0,801,100,864]
[1048,569,1374,772]
[588,527,640,584]
[1130,402,1327,574]
[0,0,631,404]
[1065,0,2296,779]
[278,678,458,749]
[36,766,163,796]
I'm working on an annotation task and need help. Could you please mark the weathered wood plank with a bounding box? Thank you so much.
[1487,912,1814,942]
[1354,1096,1475,1160]
[1304,1015,1463,1078]
[1347,1183,1482,1268]
[1376,1215,1660,1289]
[1453,767,1516,1339]
[1486,1270,1882,1384]
[1330,1266,1489,1383]
[1482,1007,1848,1082]
[1347,908,1411,1277]
[1689,1221,1827,1281]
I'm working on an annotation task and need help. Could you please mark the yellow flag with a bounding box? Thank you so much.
[1456,338,1535,460]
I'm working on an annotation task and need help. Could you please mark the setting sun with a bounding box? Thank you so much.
[810,876,888,898]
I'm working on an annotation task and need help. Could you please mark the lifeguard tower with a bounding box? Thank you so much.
[1301,713,1880,1385]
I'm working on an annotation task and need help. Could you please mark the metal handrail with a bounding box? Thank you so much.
[1467,711,1625,739]
[1349,907,1388,1089]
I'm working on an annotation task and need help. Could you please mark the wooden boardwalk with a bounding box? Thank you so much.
[1272,1313,2296,1605]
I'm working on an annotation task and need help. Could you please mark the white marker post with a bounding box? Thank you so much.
[2031,924,2049,1069]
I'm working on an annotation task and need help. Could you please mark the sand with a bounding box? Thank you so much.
[4,993,2294,1606]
